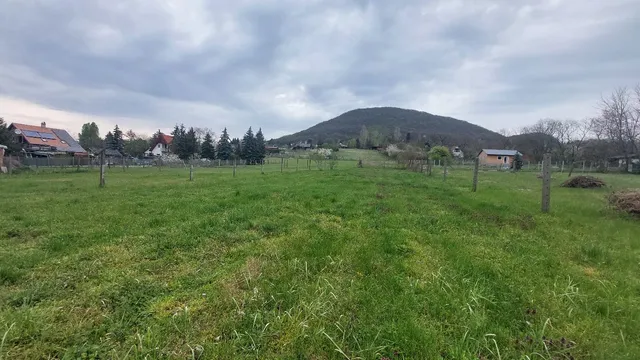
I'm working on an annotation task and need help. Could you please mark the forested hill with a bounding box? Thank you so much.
[273,107,503,147]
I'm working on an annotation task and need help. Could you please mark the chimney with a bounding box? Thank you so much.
[41,122,46,128]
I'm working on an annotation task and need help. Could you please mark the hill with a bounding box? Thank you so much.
[273,107,504,149]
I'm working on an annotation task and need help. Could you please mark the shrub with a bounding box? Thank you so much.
[428,146,451,163]
[513,153,523,171]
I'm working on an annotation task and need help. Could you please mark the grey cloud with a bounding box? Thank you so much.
[1,0,640,138]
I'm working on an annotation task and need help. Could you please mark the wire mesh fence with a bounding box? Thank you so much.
[0,154,629,176]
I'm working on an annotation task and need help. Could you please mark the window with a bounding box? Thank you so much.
[497,156,502,160]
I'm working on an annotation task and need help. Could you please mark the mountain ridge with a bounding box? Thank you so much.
[273,107,504,150]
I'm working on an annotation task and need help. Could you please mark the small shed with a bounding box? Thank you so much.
[478,149,522,167]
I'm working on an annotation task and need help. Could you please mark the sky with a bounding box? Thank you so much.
[1,0,639,140]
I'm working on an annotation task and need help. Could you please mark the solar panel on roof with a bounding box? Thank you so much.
[38,132,56,139]
[23,130,41,137]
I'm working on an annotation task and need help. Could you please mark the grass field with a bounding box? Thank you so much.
[1,165,639,359]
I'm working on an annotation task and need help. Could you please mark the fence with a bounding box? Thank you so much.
[0,154,630,176]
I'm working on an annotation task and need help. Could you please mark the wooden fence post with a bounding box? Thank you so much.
[189,164,194,181]
[582,161,586,173]
[99,151,106,187]
[281,157,284,173]
[541,154,551,213]
[7,155,12,175]
[233,159,237,177]
[261,160,264,174]
[296,157,299,171]
[589,162,593,173]
[561,161,564,173]
[472,157,479,192]
[443,161,448,182]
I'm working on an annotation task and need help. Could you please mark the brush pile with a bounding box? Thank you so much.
[608,190,640,215]
[561,176,606,188]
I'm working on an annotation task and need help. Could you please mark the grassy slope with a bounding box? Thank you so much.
[1,166,639,359]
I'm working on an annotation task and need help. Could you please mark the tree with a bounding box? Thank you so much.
[104,131,115,150]
[428,145,451,163]
[356,138,361,149]
[393,126,402,142]
[241,127,256,164]
[405,132,411,143]
[231,138,242,160]
[124,138,150,158]
[347,138,357,148]
[79,122,102,150]
[590,86,640,172]
[0,118,20,154]
[200,132,216,160]
[171,124,189,160]
[216,128,233,161]
[125,129,138,140]
[185,127,199,159]
[194,127,214,143]
[512,152,523,171]
[112,125,124,153]
[359,125,369,149]
[255,128,266,163]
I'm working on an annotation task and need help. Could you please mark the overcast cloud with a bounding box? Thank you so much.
[1,0,639,139]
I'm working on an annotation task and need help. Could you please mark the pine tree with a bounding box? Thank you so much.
[231,138,242,160]
[242,127,256,164]
[216,127,233,161]
[171,124,189,160]
[170,125,180,154]
[255,128,266,163]
[185,127,198,159]
[113,125,124,153]
[201,132,216,160]
[104,131,115,150]
[513,152,524,171]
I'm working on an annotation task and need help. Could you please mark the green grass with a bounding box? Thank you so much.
[1,165,639,359]
[337,149,388,161]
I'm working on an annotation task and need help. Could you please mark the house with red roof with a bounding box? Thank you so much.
[9,122,87,156]
[146,133,173,156]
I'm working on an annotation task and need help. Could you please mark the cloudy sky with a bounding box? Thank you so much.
[1,0,639,139]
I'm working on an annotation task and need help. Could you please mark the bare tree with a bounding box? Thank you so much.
[518,119,562,161]
[591,86,640,171]
[566,119,592,177]
[194,127,215,143]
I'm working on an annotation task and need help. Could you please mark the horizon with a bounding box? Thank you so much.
[1,1,639,140]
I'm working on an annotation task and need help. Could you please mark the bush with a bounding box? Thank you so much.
[512,153,523,171]
[561,176,606,188]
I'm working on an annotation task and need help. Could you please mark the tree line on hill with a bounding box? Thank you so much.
[75,122,267,164]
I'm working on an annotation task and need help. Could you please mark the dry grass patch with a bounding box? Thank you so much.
[608,189,640,215]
